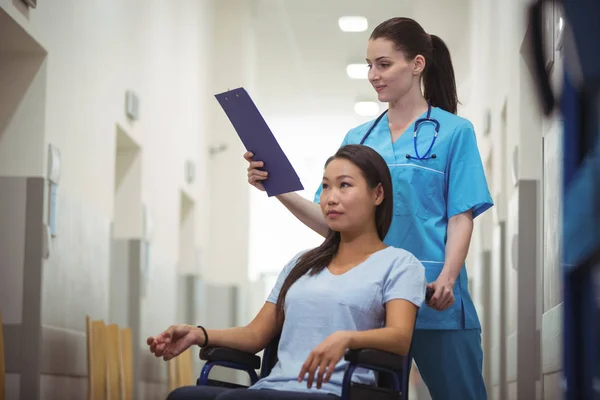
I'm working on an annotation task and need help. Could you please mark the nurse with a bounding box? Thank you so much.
[245,17,492,400]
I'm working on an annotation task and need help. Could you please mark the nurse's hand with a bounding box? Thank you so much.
[244,151,268,191]
[298,331,350,389]
[426,277,455,311]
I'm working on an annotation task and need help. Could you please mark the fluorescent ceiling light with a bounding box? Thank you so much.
[338,16,368,32]
[354,101,380,117]
[346,63,369,80]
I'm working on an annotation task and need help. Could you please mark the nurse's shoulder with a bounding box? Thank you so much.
[434,107,477,139]
[343,118,381,144]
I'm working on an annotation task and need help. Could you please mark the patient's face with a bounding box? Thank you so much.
[320,158,378,233]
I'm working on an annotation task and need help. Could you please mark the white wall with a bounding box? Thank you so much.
[0,0,214,397]
[203,0,254,287]
[462,0,565,399]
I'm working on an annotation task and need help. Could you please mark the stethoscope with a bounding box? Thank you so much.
[359,102,439,160]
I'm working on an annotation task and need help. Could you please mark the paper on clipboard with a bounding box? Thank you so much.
[214,87,304,197]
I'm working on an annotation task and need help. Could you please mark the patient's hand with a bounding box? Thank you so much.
[298,331,351,390]
[146,324,200,361]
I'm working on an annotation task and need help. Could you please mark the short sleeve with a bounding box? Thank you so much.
[383,255,427,307]
[446,123,494,219]
[266,251,306,304]
[313,134,350,204]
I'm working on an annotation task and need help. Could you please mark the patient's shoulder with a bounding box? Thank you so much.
[282,250,308,270]
[380,247,425,276]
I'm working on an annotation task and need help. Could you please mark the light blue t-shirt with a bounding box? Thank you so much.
[249,246,426,397]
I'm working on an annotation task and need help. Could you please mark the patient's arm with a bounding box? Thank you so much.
[347,299,418,356]
[199,302,282,354]
[298,299,418,389]
[147,302,281,360]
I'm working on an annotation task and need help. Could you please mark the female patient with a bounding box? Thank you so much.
[147,144,426,399]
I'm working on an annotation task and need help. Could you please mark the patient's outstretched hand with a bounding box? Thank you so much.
[146,324,199,361]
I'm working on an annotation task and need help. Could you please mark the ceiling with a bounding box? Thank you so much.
[249,0,472,118]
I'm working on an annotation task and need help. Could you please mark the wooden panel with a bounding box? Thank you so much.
[120,328,133,400]
[176,349,194,388]
[86,317,106,400]
[166,348,195,392]
[105,324,121,400]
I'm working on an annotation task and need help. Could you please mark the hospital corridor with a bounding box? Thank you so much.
[1,0,598,399]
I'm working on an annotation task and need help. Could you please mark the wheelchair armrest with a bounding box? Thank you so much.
[344,348,405,372]
[199,347,261,370]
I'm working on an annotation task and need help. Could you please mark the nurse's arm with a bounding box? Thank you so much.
[346,299,418,356]
[193,302,282,354]
[276,192,329,237]
[439,210,474,284]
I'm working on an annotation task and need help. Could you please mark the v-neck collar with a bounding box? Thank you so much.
[383,107,432,162]
[325,246,391,277]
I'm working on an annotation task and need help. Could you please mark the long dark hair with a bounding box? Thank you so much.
[275,145,393,318]
[370,17,459,114]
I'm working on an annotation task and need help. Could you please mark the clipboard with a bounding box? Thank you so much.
[214,87,304,197]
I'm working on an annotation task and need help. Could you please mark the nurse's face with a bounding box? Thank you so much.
[320,158,383,234]
[366,38,424,103]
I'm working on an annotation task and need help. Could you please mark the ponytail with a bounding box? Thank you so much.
[370,18,459,114]
[423,34,458,114]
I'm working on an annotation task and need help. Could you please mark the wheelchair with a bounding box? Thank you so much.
[195,288,433,400]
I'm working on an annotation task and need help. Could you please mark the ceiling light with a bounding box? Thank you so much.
[354,101,380,117]
[346,64,369,80]
[338,16,368,33]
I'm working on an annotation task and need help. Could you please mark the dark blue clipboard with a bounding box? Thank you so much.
[214,88,304,197]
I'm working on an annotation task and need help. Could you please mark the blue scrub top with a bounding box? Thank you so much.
[314,107,493,330]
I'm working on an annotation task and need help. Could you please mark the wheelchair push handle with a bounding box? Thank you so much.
[425,287,434,303]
